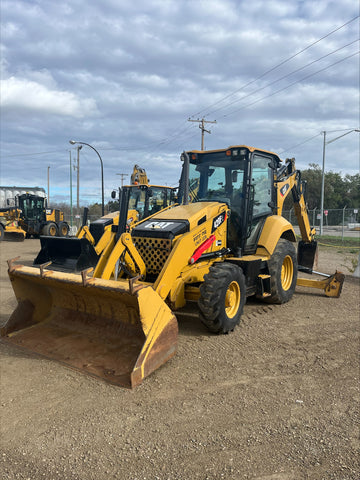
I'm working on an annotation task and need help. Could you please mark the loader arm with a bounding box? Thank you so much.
[96,232,146,280]
[76,225,96,245]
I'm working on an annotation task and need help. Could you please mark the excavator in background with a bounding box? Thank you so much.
[130,164,149,185]
[33,166,177,271]
[2,145,344,389]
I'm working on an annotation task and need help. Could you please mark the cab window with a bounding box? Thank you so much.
[251,155,273,217]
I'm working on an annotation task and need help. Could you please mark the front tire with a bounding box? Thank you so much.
[198,262,246,334]
[264,239,297,304]
[0,224,4,241]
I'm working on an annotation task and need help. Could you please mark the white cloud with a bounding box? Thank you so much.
[1,76,97,118]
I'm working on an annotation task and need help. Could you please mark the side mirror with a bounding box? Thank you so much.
[111,190,116,199]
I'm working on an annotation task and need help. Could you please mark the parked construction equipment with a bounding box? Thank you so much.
[33,166,177,271]
[130,164,149,185]
[2,146,344,389]
[0,207,26,241]
[15,193,69,238]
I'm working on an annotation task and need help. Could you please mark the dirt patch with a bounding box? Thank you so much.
[0,239,359,480]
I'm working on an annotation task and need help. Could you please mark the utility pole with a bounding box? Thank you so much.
[69,150,73,226]
[76,145,82,213]
[47,166,50,203]
[188,118,217,150]
[117,173,129,187]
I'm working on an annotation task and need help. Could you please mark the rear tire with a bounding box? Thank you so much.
[198,262,246,334]
[264,239,297,304]
[58,221,69,237]
[42,222,58,237]
[0,224,4,241]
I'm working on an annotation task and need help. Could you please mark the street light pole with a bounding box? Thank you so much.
[69,150,73,227]
[47,166,50,203]
[76,145,82,213]
[319,128,359,235]
[320,131,326,235]
[69,140,105,216]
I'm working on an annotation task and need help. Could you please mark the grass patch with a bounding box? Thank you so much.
[316,235,360,249]
[296,234,359,249]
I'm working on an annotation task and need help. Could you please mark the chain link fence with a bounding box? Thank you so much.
[282,207,360,235]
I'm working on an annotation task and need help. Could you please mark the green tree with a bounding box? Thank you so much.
[283,164,359,211]
[106,200,119,212]
[88,202,102,217]
[343,173,360,208]
[323,171,346,209]
[301,163,322,209]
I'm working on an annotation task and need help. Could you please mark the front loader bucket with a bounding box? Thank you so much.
[1,260,178,388]
[34,236,99,272]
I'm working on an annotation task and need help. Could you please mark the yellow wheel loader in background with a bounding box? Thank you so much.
[2,146,344,388]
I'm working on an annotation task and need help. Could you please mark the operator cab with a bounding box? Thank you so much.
[182,146,281,254]
[17,194,46,222]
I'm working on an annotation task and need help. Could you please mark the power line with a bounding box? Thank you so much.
[223,51,359,118]
[279,133,323,154]
[3,149,66,158]
[153,19,359,149]
[206,39,359,117]
[189,15,359,119]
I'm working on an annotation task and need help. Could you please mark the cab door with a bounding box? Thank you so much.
[244,154,275,254]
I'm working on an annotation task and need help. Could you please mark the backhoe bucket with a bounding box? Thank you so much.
[34,236,99,272]
[1,261,178,388]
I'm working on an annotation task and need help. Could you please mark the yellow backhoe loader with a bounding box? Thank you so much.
[34,178,177,272]
[130,164,149,185]
[2,146,344,388]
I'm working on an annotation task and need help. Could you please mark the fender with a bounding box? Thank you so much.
[256,215,296,256]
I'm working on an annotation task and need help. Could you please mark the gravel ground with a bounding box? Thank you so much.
[0,238,359,480]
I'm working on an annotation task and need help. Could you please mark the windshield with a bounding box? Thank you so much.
[128,186,175,220]
[19,196,44,219]
[189,159,246,208]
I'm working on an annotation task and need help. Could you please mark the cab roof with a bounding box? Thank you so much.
[187,145,282,163]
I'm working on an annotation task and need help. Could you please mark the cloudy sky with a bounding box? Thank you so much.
[1,0,359,205]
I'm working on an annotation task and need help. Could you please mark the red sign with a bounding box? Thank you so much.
[324,210,328,216]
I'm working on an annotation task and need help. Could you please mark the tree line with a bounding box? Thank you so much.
[298,163,359,210]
